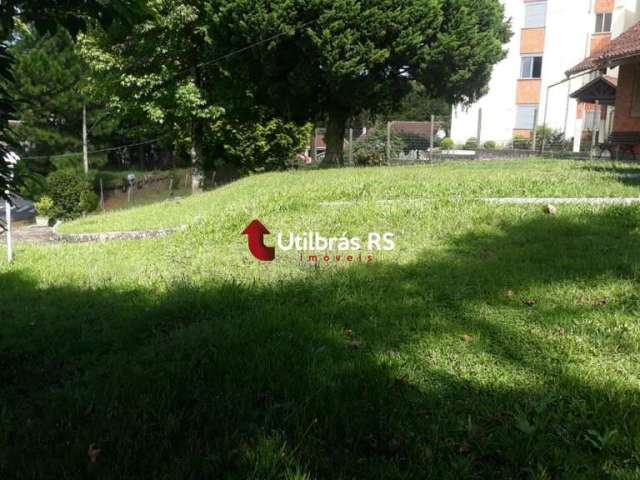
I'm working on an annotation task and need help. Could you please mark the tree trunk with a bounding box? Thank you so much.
[323,111,348,166]
[191,117,205,193]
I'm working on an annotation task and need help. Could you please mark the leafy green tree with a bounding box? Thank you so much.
[0,0,148,202]
[211,0,511,165]
[81,0,311,189]
[79,0,225,192]
[8,26,112,175]
[384,82,450,122]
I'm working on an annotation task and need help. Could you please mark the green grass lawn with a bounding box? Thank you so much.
[1,159,640,479]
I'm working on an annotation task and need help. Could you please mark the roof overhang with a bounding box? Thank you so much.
[569,75,617,105]
[566,21,640,76]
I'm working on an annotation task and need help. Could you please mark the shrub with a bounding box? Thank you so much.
[483,140,496,149]
[79,190,99,213]
[34,195,55,217]
[512,135,531,150]
[463,137,478,150]
[440,137,454,150]
[352,124,404,166]
[47,169,97,219]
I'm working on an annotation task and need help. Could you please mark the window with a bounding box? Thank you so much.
[524,2,547,28]
[521,55,543,78]
[515,105,538,130]
[595,12,612,33]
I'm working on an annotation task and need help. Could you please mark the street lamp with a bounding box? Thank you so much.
[3,150,20,263]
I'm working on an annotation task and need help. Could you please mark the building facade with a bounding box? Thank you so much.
[451,0,640,149]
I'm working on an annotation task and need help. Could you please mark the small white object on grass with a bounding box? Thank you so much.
[544,204,557,215]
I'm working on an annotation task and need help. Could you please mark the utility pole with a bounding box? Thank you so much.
[82,104,89,174]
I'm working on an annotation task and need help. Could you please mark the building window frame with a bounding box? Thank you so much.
[595,12,612,33]
[524,1,547,29]
[515,104,539,130]
[520,55,543,79]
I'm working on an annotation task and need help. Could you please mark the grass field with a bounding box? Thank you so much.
[1,159,640,479]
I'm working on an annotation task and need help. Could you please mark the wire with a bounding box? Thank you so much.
[16,17,321,162]
[184,18,319,74]
[19,138,162,161]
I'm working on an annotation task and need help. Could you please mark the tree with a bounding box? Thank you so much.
[80,0,311,189]
[384,82,450,122]
[79,0,225,192]
[0,0,149,202]
[210,0,511,165]
[8,26,113,175]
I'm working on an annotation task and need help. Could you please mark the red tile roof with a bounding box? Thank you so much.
[390,121,443,138]
[567,21,640,75]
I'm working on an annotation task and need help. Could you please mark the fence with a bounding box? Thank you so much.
[305,109,620,166]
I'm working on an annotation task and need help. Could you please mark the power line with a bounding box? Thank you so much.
[20,138,162,161]
[18,17,321,162]
[185,18,319,74]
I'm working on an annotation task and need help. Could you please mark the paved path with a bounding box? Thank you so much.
[319,197,640,207]
[0,226,57,244]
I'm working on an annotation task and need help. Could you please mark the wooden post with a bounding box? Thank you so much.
[82,104,89,174]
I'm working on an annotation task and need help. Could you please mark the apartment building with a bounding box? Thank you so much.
[450,0,640,149]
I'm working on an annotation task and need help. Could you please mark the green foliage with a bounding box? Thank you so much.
[33,195,54,217]
[385,81,451,123]
[463,137,478,150]
[440,137,454,150]
[78,189,99,213]
[512,135,531,150]
[208,119,311,172]
[534,126,571,151]
[3,160,640,478]
[212,0,510,163]
[483,140,497,149]
[8,27,114,174]
[352,125,403,166]
[47,168,96,219]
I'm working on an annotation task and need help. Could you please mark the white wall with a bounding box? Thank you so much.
[451,0,619,146]
[537,0,592,138]
[451,0,522,145]
[613,0,640,37]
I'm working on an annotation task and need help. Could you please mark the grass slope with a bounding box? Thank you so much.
[58,159,640,234]
[1,159,640,479]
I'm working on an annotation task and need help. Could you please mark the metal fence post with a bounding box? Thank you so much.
[429,114,435,161]
[476,108,483,150]
[386,121,391,163]
[531,108,538,152]
[312,127,318,164]
[5,198,12,263]
[348,128,354,165]
[590,101,600,160]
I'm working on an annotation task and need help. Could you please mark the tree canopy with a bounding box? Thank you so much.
[210,0,511,164]
[0,0,149,202]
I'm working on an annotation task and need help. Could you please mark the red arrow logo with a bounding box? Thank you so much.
[242,219,276,261]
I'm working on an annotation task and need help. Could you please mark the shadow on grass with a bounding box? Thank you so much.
[581,162,640,188]
[1,208,640,479]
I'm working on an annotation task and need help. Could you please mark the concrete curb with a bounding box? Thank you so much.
[53,224,187,243]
